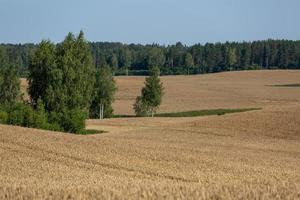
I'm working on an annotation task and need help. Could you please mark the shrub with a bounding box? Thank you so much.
[8,103,27,126]
[22,104,35,127]
[47,111,64,131]
[0,111,8,124]
[61,109,86,133]
[0,101,85,134]
[32,99,50,129]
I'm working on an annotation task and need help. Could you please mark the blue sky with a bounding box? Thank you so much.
[0,0,299,45]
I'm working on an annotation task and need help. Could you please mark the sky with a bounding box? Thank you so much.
[0,0,299,45]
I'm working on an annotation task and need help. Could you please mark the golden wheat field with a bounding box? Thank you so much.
[2,70,300,199]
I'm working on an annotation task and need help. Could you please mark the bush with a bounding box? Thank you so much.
[22,104,35,127]
[0,100,86,133]
[61,109,86,133]
[47,111,64,131]
[1,101,63,132]
[1,102,86,134]
[32,99,50,129]
[8,103,27,126]
[0,111,8,124]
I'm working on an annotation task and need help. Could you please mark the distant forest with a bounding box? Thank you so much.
[0,39,299,77]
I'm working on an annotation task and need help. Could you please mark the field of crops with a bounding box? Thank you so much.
[3,70,300,199]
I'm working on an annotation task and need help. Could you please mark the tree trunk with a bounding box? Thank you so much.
[102,104,104,119]
[99,105,101,119]
[99,103,104,120]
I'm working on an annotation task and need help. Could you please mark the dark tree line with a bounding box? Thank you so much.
[0,39,299,76]
[91,40,300,75]
[0,43,35,77]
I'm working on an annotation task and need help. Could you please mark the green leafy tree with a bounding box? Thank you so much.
[28,40,56,106]
[90,65,117,119]
[263,43,271,68]
[119,48,132,75]
[0,47,9,67]
[134,66,164,117]
[30,31,95,113]
[28,31,95,133]
[109,54,119,73]
[147,47,165,69]
[184,53,194,75]
[53,31,95,112]
[228,47,237,70]
[0,64,20,106]
[240,44,251,68]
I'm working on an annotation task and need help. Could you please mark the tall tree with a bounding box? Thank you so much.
[28,40,56,107]
[134,66,164,117]
[119,48,132,75]
[240,44,251,68]
[90,65,117,119]
[109,53,119,73]
[263,43,270,68]
[28,31,95,133]
[0,64,20,106]
[48,31,95,113]
[184,53,194,75]
[228,47,237,71]
[0,47,9,67]
[147,47,165,69]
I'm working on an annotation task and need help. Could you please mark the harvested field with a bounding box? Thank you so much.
[113,70,300,115]
[2,70,300,199]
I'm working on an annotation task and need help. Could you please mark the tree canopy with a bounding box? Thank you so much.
[28,31,95,114]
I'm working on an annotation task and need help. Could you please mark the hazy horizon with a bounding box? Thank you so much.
[1,0,300,45]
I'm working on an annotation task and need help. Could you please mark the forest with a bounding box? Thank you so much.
[0,39,299,77]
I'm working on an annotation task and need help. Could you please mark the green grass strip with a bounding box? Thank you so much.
[271,84,300,87]
[114,108,261,118]
[155,108,261,117]
[78,129,106,135]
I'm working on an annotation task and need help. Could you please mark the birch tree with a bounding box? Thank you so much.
[134,66,164,117]
[90,65,117,119]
